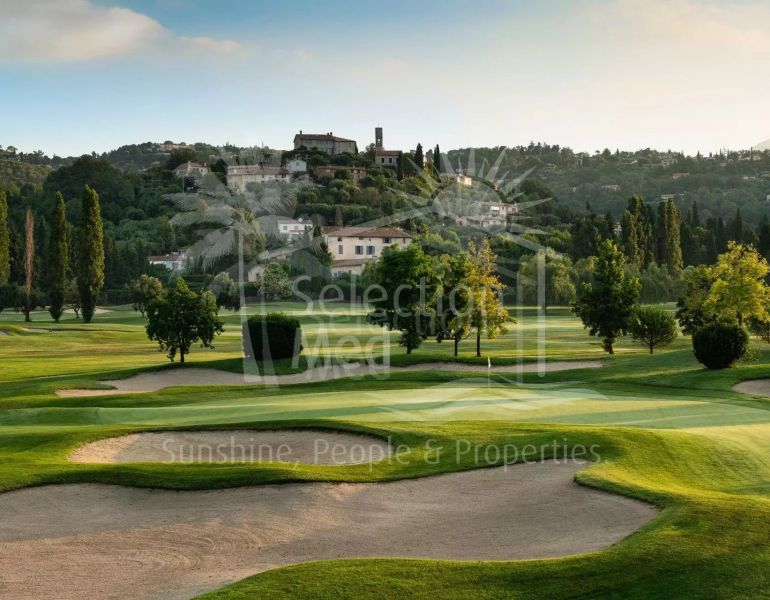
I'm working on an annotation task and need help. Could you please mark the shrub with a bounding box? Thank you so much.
[245,313,302,361]
[628,305,678,354]
[692,322,748,369]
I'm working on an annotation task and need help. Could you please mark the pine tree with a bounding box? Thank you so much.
[47,193,69,322]
[77,185,105,323]
[0,191,9,284]
[572,240,641,354]
[414,143,424,169]
[433,144,441,174]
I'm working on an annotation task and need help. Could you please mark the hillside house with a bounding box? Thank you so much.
[293,132,358,155]
[321,226,412,276]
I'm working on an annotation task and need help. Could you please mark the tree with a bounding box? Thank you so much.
[518,249,576,314]
[0,191,9,284]
[47,193,69,321]
[457,239,512,357]
[433,144,442,174]
[77,185,105,323]
[23,208,34,322]
[368,244,441,354]
[414,143,424,169]
[572,240,640,354]
[259,263,293,300]
[129,274,163,317]
[704,242,769,326]
[675,265,714,334]
[628,305,678,354]
[434,252,471,356]
[210,271,240,311]
[145,277,223,363]
[621,196,654,267]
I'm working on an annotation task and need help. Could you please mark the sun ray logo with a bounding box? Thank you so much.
[166,145,559,387]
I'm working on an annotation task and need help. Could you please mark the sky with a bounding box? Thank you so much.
[1,0,769,157]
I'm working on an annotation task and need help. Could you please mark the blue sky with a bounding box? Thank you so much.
[1,0,769,156]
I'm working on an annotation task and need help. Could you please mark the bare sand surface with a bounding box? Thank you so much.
[0,461,656,600]
[70,430,392,465]
[56,360,603,397]
[733,379,770,397]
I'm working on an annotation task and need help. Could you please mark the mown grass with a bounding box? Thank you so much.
[2,303,770,598]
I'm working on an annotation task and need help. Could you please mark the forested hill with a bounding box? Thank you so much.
[447,144,770,225]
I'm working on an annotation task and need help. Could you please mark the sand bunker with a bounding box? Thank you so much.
[0,460,656,600]
[70,429,392,465]
[733,379,770,396]
[56,360,603,397]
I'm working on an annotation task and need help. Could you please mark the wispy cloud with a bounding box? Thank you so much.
[0,0,243,63]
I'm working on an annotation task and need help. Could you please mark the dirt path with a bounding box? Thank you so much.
[56,361,603,397]
[70,430,392,465]
[0,461,656,600]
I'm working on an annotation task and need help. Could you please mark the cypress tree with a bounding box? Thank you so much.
[0,191,9,284]
[414,143,424,169]
[23,208,34,322]
[47,193,69,322]
[665,200,683,274]
[716,218,728,252]
[758,215,770,260]
[78,185,105,323]
[656,201,668,265]
[433,144,441,174]
[689,201,700,228]
[732,208,744,243]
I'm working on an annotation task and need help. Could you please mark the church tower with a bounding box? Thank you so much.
[375,127,383,149]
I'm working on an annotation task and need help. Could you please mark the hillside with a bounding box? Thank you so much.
[0,159,52,195]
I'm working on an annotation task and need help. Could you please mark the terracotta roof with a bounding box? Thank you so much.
[294,133,356,143]
[374,149,402,156]
[321,226,411,239]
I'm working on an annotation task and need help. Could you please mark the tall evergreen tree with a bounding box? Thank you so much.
[572,240,641,354]
[433,144,441,174]
[716,218,728,253]
[758,215,770,260]
[47,193,69,322]
[656,201,668,265]
[665,200,683,274]
[0,191,9,284]
[689,200,700,228]
[731,207,744,243]
[414,143,424,169]
[77,185,105,323]
[23,208,34,322]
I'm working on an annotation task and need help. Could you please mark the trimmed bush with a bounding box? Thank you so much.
[692,322,748,369]
[245,313,302,361]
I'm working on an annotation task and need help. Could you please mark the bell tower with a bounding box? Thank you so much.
[375,127,383,149]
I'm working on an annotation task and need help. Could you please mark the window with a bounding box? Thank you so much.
[355,245,363,255]
[337,237,342,242]
[367,245,376,255]
[383,237,391,244]
[337,245,343,255]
